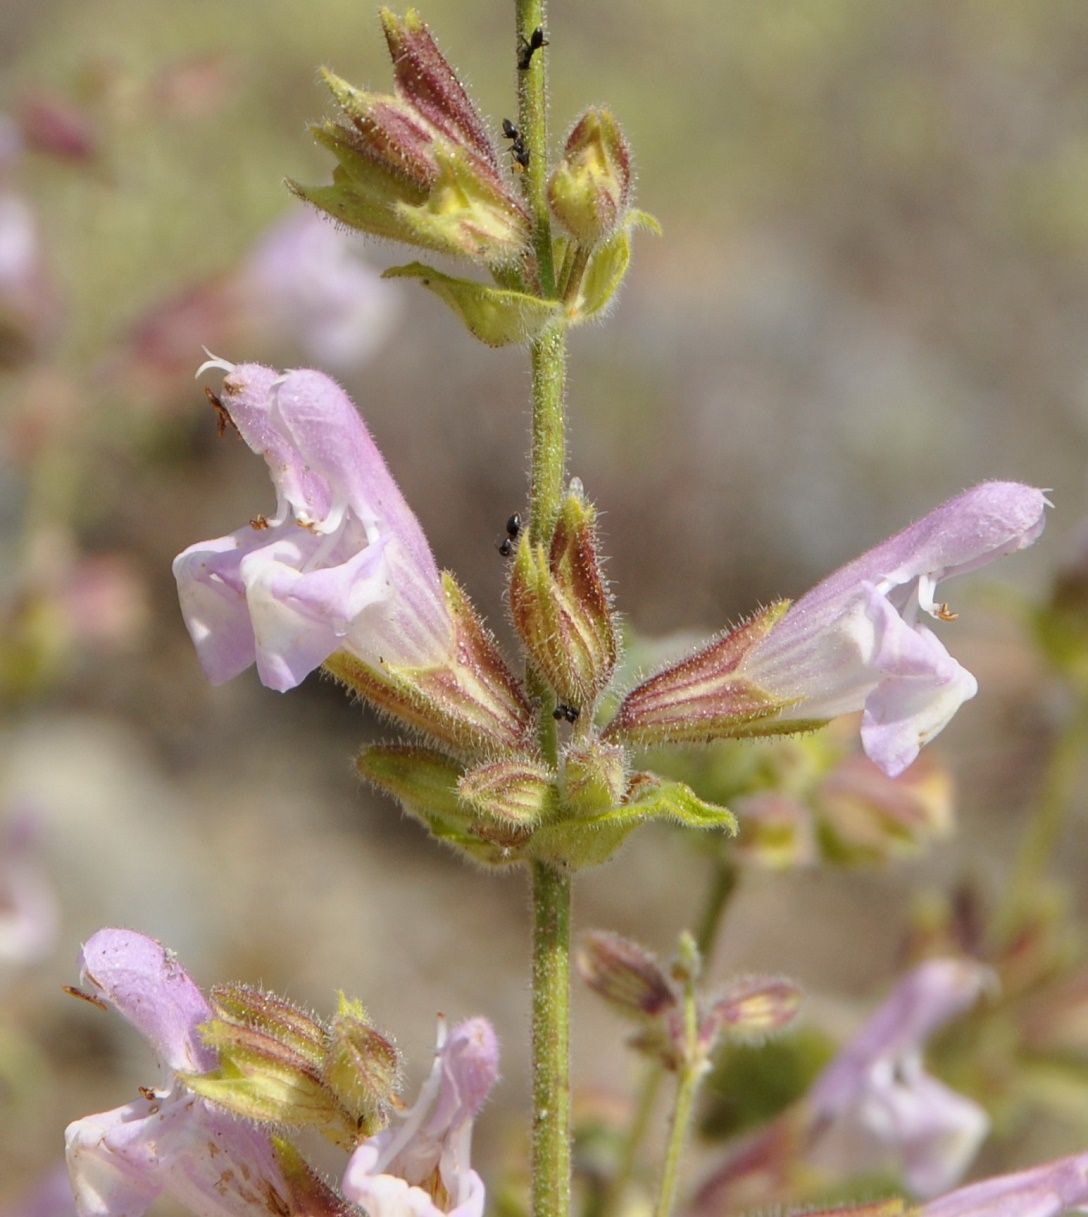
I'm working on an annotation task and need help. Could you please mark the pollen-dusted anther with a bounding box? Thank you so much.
[205,385,238,438]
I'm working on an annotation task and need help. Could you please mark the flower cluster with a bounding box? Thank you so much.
[64,929,499,1217]
[173,359,1048,871]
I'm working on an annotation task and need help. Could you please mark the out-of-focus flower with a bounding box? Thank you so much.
[0,186,57,365]
[807,959,991,1198]
[732,739,953,869]
[0,1163,77,1217]
[65,929,334,1217]
[110,210,399,405]
[608,483,1048,777]
[342,1016,499,1217]
[0,527,149,700]
[919,1151,1088,1217]
[17,92,97,164]
[0,803,59,969]
[692,960,991,1216]
[241,209,400,374]
[173,359,453,692]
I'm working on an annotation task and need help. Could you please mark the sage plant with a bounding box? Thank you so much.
[60,6,1084,1217]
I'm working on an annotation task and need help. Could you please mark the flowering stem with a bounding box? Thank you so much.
[654,978,703,1217]
[516,0,555,297]
[994,702,1088,945]
[518,7,572,1217]
[529,330,568,542]
[531,859,572,1217]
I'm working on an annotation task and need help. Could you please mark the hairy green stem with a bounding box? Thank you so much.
[654,980,702,1217]
[529,329,568,542]
[531,859,572,1217]
[516,0,555,297]
[518,7,572,1217]
[994,701,1088,945]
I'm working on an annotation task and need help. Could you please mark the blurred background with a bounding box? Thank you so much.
[2,0,1088,1207]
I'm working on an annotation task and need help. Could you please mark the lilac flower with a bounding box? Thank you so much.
[919,1151,1088,1217]
[342,1016,499,1217]
[173,359,453,692]
[744,482,1047,774]
[807,958,992,1198]
[0,184,57,361]
[0,1163,77,1217]
[242,210,400,375]
[64,928,296,1217]
[0,804,59,969]
[609,483,1048,776]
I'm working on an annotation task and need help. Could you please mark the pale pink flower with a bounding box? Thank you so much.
[173,359,453,691]
[64,929,295,1217]
[342,1016,499,1217]
[808,958,992,1197]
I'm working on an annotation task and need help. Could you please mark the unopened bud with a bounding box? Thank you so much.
[187,1013,338,1134]
[561,740,627,815]
[289,11,530,269]
[509,481,617,708]
[707,975,803,1042]
[576,930,677,1022]
[458,758,557,828]
[548,107,632,245]
[324,993,400,1139]
[209,984,326,1068]
[357,743,537,864]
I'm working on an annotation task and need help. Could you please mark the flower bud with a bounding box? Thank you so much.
[324,994,400,1139]
[576,931,677,1022]
[289,11,530,269]
[357,743,537,864]
[509,480,617,709]
[548,107,632,245]
[707,975,803,1041]
[560,739,627,816]
[188,986,399,1151]
[458,758,558,828]
[209,984,326,1067]
[187,1011,339,1136]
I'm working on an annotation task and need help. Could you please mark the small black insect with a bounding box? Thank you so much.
[552,703,580,724]
[517,25,548,71]
[497,512,522,557]
[501,118,530,170]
